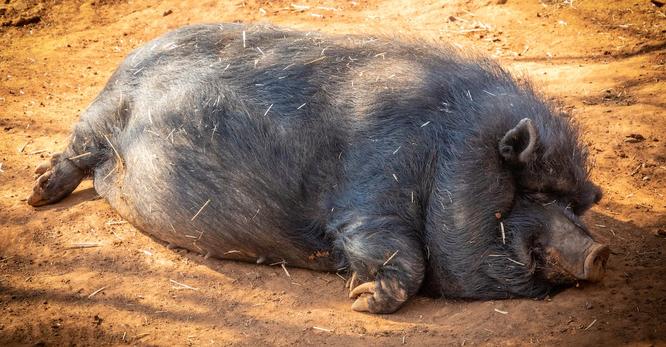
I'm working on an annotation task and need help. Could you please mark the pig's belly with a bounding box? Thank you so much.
[92,137,339,271]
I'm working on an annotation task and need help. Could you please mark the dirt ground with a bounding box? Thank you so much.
[0,0,664,345]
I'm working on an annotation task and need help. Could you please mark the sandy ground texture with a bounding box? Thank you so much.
[1,0,665,346]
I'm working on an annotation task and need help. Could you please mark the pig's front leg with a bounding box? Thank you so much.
[334,214,425,313]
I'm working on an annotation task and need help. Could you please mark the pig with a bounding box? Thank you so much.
[28,23,609,313]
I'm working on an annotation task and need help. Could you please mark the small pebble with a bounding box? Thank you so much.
[624,134,645,143]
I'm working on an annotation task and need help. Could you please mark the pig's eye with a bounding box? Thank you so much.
[571,200,592,215]
[564,200,591,217]
[525,191,558,205]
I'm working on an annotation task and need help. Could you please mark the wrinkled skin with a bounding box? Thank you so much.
[28,24,609,314]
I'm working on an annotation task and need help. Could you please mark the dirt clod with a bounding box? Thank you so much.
[624,134,646,143]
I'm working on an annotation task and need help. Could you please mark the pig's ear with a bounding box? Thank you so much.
[499,118,538,164]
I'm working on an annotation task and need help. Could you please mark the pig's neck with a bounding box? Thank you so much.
[421,124,528,298]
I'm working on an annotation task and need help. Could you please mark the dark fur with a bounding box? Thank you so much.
[36,24,604,313]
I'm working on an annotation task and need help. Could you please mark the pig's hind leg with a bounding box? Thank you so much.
[27,94,117,207]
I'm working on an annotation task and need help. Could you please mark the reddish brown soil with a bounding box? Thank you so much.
[1,0,665,345]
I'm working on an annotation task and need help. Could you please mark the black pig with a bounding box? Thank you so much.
[28,24,609,313]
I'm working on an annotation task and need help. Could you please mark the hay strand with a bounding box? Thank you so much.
[170,279,199,291]
[383,250,399,266]
[88,286,106,298]
[191,199,211,221]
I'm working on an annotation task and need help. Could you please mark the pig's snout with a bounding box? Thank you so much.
[582,243,609,282]
[542,209,610,283]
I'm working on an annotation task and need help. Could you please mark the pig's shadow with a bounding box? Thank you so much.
[190,207,665,325]
[34,186,100,211]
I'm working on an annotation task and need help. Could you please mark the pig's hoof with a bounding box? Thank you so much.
[33,152,63,176]
[349,281,406,314]
[27,170,54,206]
[27,156,85,207]
[28,157,58,206]
[34,160,52,176]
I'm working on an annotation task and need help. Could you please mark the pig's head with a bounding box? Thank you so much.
[425,115,609,300]
[498,117,608,285]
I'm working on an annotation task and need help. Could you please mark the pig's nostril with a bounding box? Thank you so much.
[583,243,610,282]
